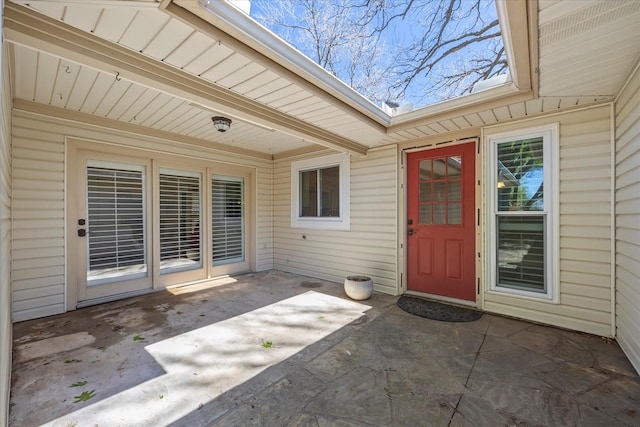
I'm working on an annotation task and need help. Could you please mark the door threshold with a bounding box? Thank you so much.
[404,290,478,308]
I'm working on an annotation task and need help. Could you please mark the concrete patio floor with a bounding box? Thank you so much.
[10,270,640,426]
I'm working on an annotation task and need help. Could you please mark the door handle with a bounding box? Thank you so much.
[407,228,414,235]
[78,229,87,237]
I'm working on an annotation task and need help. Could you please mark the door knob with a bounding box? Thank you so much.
[78,229,86,237]
[407,229,414,235]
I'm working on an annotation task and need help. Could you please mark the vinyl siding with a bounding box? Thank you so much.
[273,146,397,294]
[484,105,614,336]
[615,65,640,374]
[11,109,273,322]
[0,40,12,427]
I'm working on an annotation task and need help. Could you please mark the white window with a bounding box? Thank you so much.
[291,153,350,230]
[487,124,558,300]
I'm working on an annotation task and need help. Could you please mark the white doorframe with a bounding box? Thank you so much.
[66,138,257,310]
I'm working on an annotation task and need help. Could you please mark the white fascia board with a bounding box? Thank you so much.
[197,0,391,125]
[389,82,521,126]
[495,0,532,92]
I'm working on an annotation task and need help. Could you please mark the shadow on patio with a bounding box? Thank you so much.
[10,270,640,426]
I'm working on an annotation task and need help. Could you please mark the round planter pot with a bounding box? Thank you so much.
[344,275,373,300]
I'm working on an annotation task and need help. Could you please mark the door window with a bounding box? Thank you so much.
[212,176,244,266]
[159,169,202,274]
[418,156,463,225]
[86,162,147,285]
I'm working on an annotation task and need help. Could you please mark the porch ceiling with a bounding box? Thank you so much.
[4,0,638,159]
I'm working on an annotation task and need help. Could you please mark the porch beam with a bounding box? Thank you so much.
[3,2,370,157]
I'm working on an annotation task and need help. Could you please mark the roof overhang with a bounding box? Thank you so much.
[8,0,630,158]
[3,1,371,156]
[166,0,536,132]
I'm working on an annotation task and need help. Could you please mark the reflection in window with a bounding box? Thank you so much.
[497,138,543,211]
[300,166,340,217]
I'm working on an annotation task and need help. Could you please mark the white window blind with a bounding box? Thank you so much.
[159,170,202,273]
[212,176,244,265]
[87,165,147,284]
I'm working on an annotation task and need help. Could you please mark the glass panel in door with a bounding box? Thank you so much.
[418,156,463,225]
[86,162,148,285]
[159,169,202,274]
[212,176,244,266]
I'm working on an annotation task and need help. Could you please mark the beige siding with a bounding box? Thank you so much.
[484,105,614,336]
[615,65,640,374]
[11,109,273,322]
[1,40,12,427]
[11,119,65,321]
[273,146,398,294]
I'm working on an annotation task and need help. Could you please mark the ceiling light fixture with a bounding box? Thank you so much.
[212,116,232,132]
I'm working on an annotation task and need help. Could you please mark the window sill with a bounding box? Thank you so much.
[486,288,559,304]
[291,217,350,231]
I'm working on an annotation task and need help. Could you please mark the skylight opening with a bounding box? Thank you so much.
[249,0,510,112]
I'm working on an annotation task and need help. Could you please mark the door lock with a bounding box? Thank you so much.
[78,229,87,237]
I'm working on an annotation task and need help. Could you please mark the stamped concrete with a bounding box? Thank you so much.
[10,270,640,426]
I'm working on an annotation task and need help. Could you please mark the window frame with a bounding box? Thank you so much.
[291,153,350,230]
[487,123,559,301]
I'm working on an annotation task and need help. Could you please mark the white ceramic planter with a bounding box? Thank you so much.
[344,275,373,300]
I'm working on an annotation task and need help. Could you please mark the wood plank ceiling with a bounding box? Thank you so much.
[5,0,639,158]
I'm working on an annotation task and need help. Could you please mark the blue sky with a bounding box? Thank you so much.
[249,0,508,110]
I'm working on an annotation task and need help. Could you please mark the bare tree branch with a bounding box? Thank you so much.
[251,0,508,107]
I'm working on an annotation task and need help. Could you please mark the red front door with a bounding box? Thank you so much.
[406,142,476,301]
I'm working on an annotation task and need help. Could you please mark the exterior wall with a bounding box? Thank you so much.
[483,105,614,336]
[11,109,273,322]
[0,37,13,427]
[615,65,640,374]
[273,146,398,294]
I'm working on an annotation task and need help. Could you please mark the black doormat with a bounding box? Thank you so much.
[397,296,483,322]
